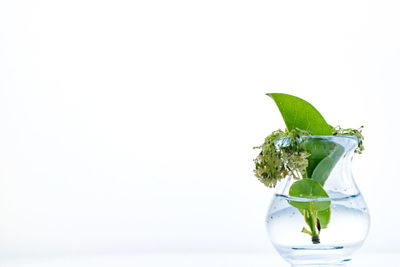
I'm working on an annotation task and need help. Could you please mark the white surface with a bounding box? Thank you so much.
[0,0,399,257]
[0,253,397,267]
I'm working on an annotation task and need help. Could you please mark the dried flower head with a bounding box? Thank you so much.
[332,125,364,154]
[253,129,310,187]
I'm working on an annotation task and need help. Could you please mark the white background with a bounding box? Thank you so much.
[0,0,399,264]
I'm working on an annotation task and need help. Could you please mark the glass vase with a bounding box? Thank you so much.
[266,136,370,266]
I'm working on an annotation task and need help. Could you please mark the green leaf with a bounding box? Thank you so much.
[267,93,332,135]
[302,138,345,185]
[303,138,334,178]
[288,179,331,211]
[317,208,331,229]
[311,143,345,185]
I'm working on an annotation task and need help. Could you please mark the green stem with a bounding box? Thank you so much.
[304,209,320,244]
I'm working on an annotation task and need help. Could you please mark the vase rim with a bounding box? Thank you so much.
[275,135,358,152]
[305,135,358,141]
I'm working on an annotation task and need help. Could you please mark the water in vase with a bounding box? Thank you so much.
[267,191,370,266]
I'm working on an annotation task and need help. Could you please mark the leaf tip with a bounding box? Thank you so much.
[266,93,277,99]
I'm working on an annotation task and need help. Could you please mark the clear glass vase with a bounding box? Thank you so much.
[266,136,370,266]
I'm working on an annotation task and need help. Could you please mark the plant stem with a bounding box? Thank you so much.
[304,209,320,244]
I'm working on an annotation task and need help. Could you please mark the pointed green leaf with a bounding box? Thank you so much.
[303,138,334,178]
[311,143,345,185]
[267,93,332,135]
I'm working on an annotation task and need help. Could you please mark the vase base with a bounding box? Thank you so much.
[292,264,346,267]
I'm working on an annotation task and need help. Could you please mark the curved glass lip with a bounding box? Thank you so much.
[307,135,358,141]
[305,135,358,150]
[275,135,358,152]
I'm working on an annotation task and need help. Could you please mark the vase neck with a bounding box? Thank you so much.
[275,136,360,197]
